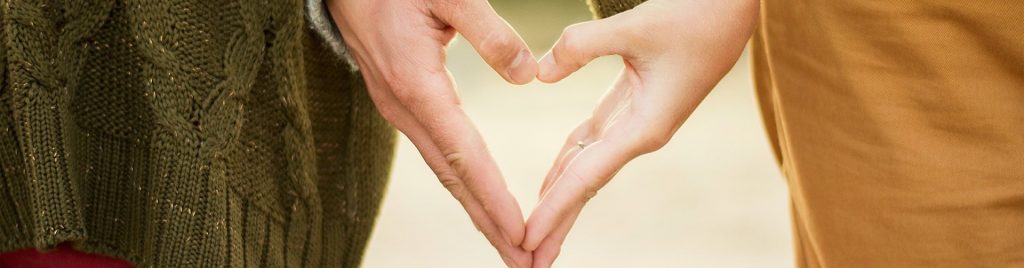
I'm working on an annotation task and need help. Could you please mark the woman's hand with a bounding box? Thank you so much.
[523,0,760,266]
[326,1,538,267]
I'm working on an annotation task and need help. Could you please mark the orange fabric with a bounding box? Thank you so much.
[752,1,1024,267]
[0,243,133,268]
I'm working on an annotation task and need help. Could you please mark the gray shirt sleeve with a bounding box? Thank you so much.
[306,0,360,71]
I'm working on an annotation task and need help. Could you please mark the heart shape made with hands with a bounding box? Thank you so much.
[329,0,757,267]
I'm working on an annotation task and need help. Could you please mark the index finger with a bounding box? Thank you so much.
[391,69,528,247]
[433,0,537,84]
[523,139,637,251]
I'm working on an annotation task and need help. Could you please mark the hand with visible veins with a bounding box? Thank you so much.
[522,0,760,267]
[326,0,538,267]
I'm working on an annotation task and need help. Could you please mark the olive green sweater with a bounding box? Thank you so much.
[0,0,395,267]
[0,0,642,267]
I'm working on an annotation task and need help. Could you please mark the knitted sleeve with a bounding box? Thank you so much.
[586,0,647,19]
[305,0,359,71]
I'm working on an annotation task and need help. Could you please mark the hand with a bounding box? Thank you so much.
[326,0,538,267]
[522,0,760,267]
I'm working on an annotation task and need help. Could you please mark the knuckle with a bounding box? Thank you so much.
[556,25,589,70]
[563,119,593,144]
[558,25,584,52]
[563,168,599,204]
[616,115,674,154]
[379,67,455,109]
[437,171,465,196]
[478,32,519,63]
[443,151,468,177]
[635,128,673,153]
[385,79,432,110]
[441,150,496,208]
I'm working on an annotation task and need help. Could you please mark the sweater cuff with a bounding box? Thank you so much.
[586,0,647,19]
[305,0,360,71]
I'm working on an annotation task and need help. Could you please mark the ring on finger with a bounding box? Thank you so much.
[576,140,588,150]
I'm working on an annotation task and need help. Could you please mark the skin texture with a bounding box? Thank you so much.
[523,0,761,267]
[330,0,759,267]
[326,0,538,267]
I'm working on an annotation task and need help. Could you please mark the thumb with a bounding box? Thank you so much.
[433,0,537,85]
[537,14,639,83]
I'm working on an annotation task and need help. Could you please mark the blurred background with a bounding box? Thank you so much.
[362,0,793,267]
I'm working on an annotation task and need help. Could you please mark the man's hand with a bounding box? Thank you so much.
[523,0,759,267]
[326,0,538,267]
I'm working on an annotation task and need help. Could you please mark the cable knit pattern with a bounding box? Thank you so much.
[0,0,396,267]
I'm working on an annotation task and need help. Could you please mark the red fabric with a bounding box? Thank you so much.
[0,243,133,268]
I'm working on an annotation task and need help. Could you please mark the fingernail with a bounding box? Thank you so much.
[507,49,535,84]
[537,53,555,82]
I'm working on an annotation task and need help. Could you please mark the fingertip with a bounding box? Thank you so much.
[500,229,516,248]
[507,49,538,85]
[512,229,525,247]
[498,199,527,247]
[522,239,541,252]
[521,233,541,252]
[521,218,546,251]
[502,222,525,247]
[536,53,564,84]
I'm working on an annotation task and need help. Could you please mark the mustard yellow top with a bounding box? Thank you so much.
[750,1,1024,267]
[591,0,1024,266]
